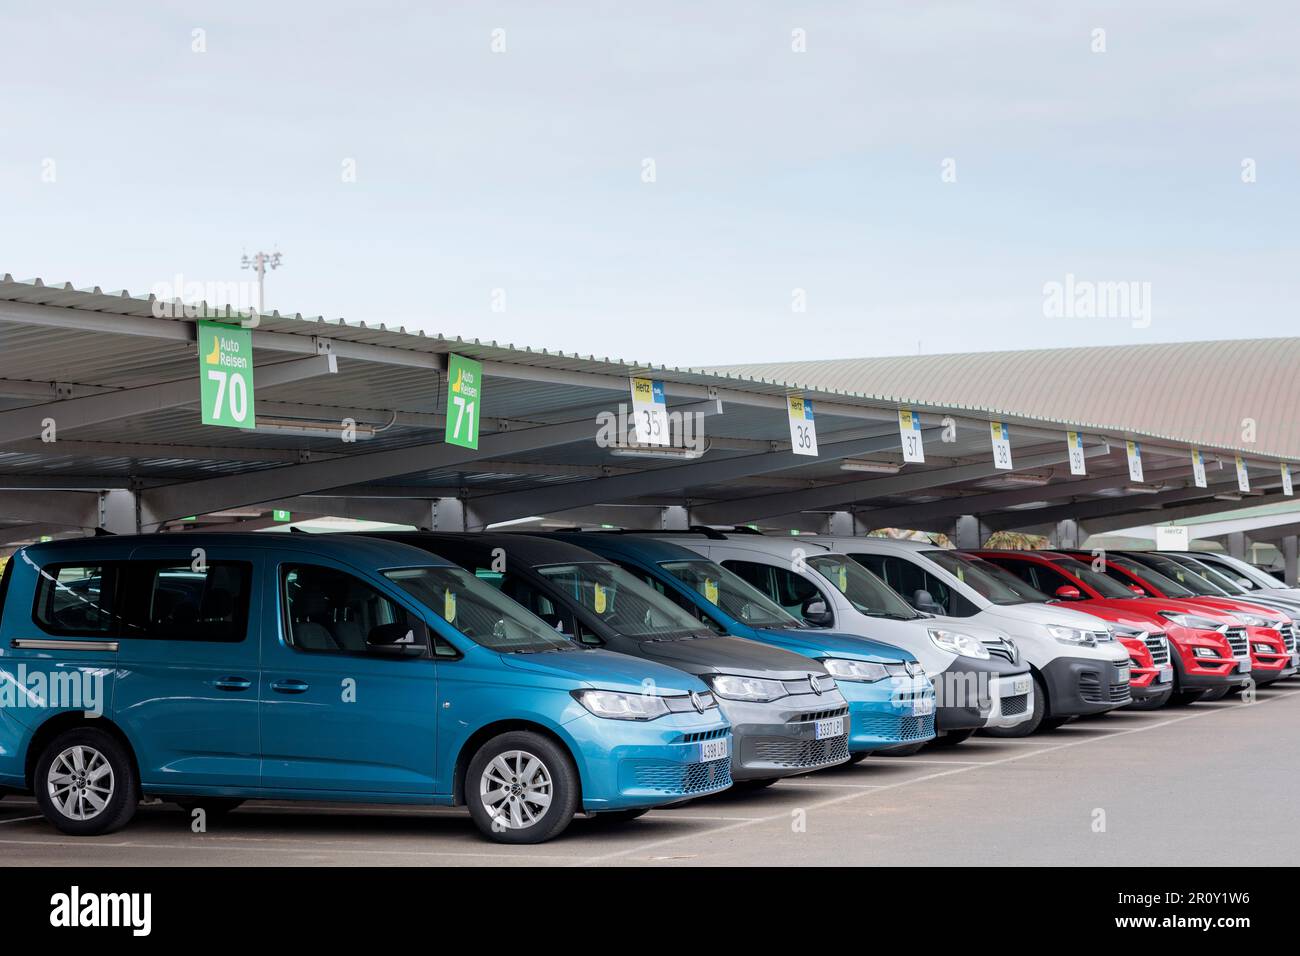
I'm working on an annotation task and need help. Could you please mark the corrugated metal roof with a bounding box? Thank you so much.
[707,340,1300,460]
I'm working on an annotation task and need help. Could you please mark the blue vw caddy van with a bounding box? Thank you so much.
[533,532,938,758]
[0,535,733,843]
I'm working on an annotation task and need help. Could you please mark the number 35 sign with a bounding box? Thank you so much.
[198,321,256,429]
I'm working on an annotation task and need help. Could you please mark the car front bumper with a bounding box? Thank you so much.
[932,659,1034,731]
[840,674,936,753]
[719,691,852,781]
[1040,655,1132,716]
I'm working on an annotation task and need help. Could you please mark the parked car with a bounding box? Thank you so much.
[372,533,852,786]
[530,531,937,759]
[645,530,1033,746]
[811,537,1133,735]
[1182,551,1300,604]
[0,535,735,843]
[1157,553,1300,648]
[971,549,1252,708]
[1068,550,1296,692]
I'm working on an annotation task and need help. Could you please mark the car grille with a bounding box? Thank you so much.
[781,675,838,696]
[1225,626,1249,659]
[981,638,1018,663]
[1283,624,1297,652]
[1145,633,1170,666]
[791,705,850,723]
[1000,693,1029,716]
[751,734,849,768]
[681,728,728,744]
[632,757,731,794]
[852,713,935,742]
[1079,670,1131,704]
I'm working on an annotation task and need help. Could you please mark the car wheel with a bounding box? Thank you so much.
[875,741,926,756]
[846,752,871,764]
[1200,685,1231,701]
[733,777,781,789]
[1126,688,1172,711]
[34,728,139,836]
[466,732,579,844]
[982,674,1046,737]
[929,728,975,747]
[176,798,245,818]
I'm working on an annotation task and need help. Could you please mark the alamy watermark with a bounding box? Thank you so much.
[1043,273,1151,329]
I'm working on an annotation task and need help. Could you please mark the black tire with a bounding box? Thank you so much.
[982,674,1046,737]
[846,752,871,764]
[1200,685,1231,701]
[929,728,975,747]
[176,798,244,818]
[1171,689,1206,705]
[876,742,926,756]
[34,728,139,836]
[733,777,781,790]
[589,808,649,824]
[465,731,579,844]
[1039,716,1071,731]
[1126,688,1172,711]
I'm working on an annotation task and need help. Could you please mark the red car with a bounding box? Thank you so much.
[973,550,1251,705]
[1081,551,1296,690]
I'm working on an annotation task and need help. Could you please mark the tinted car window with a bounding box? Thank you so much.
[33,563,124,636]
[134,561,252,643]
[536,562,705,638]
[284,565,427,656]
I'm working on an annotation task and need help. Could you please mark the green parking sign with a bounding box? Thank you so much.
[444,354,482,449]
[198,320,256,429]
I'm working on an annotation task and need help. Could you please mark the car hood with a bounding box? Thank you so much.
[750,626,916,664]
[986,601,1112,629]
[1177,597,1288,624]
[636,634,826,679]
[499,646,703,694]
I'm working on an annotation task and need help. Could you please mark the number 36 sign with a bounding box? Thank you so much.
[198,320,256,429]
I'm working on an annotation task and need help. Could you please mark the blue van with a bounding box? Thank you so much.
[0,535,733,843]
[532,533,938,758]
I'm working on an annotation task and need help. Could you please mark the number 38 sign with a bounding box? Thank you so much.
[198,321,256,429]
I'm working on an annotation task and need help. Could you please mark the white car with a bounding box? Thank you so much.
[813,537,1133,735]
[648,532,1035,746]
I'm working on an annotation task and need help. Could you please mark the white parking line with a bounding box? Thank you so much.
[574,688,1300,866]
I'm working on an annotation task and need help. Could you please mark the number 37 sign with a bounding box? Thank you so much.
[199,321,256,429]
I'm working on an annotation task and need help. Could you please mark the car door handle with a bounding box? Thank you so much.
[271,679,310,694]
[211,677,252,692]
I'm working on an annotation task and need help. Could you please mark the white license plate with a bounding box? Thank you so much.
[1238,659,1252,673]
[1157,666,1173,684]
[1115,666,1131,683]
[698,738,729,762]
[912,696,935,717]
[815,716,845,740]
[1012,677,1031,695]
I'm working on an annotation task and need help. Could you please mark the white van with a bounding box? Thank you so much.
[814,537,1132,735]
[651,532,1034,746]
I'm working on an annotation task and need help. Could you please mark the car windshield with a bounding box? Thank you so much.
[383,566,574,653]
[659,560,800,628]
[927,551,1048,605]
[1107,555,1196,597]
[806,554,919,619]
[1128,554,1225,596]
[1052,556,1140,599]
[1176,558,1249,595]
[537,562,708,639]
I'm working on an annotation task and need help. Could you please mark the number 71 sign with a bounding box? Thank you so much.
[198,321,256,429]
[445,354,483,449]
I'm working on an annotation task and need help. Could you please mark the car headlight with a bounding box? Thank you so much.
[1046,624,1097,647]
[928,628,990,660]
[822,658,890,682]
[1192,646,1221,659]
[571,689,671,720]
[1158,611,1225,631]
[706,674,787,702]
[1237,614,1274,628]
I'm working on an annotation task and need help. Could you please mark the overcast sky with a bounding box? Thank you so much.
[2,1,1296,366]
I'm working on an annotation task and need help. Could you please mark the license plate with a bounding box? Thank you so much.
[698,738,729,762]
[1115,666,1131,683]
[1157,666,1173,684]
[815,716,845,740]
[912,696,935,717]
[1238,659,1252,673]
[1012,677,1031,695]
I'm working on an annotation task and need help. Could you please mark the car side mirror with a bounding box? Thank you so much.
[1054,585,1083,600]
[366,621,427,657]
[1128,584,1147,596]
[1237,577,1254,590]
[911,589,945,615]
[801,597,833,628]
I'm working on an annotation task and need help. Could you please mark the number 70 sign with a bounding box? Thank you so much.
[198,321,256,429]
[445,354,483,449]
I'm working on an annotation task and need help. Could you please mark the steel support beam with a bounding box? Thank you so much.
[1285,536,1299,587]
